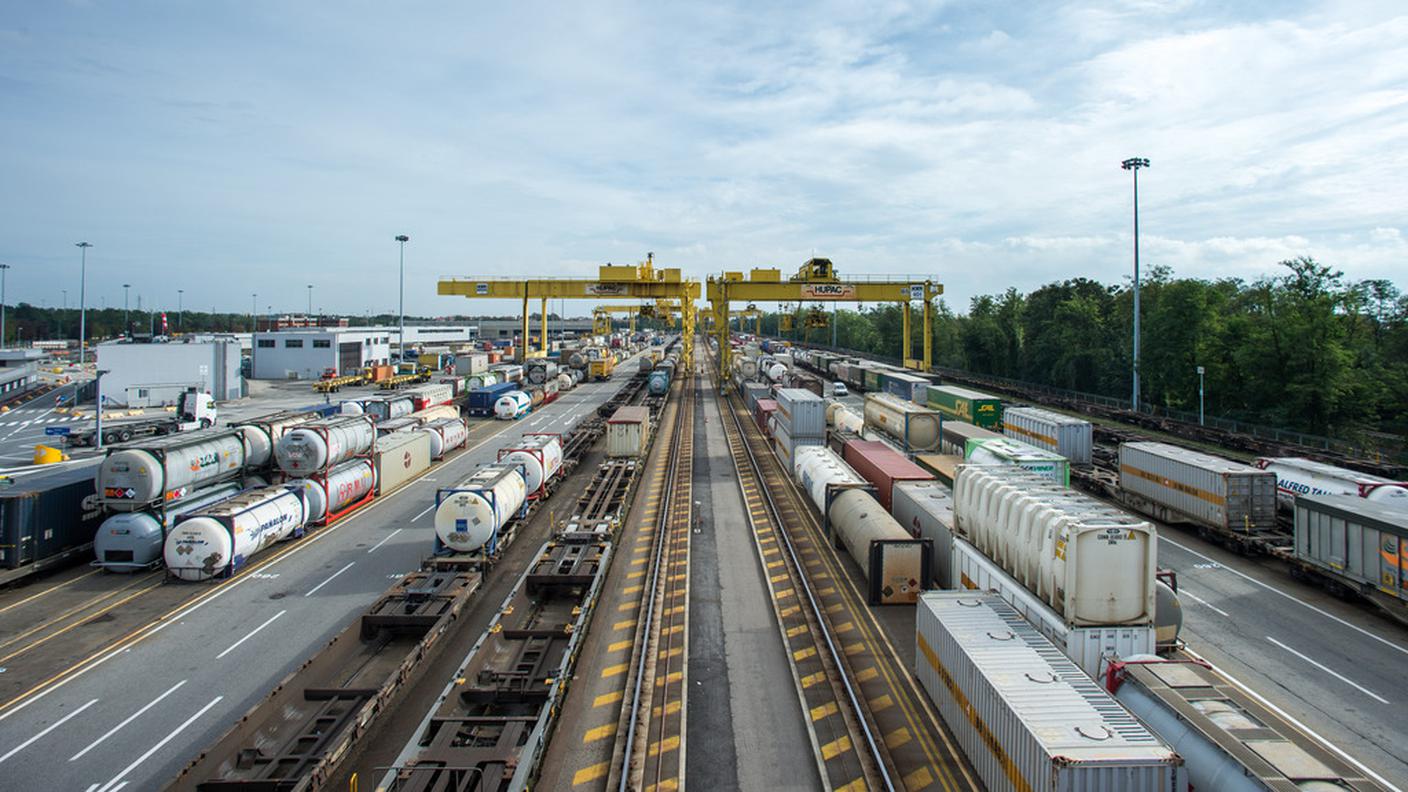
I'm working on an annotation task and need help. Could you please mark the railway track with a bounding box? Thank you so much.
[713,348,980,792]
[608,370,694,792]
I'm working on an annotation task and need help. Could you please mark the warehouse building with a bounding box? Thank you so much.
[95,338,243,406]
[0,350,41,397]
[476,317,594,339]
[251,328,393,380]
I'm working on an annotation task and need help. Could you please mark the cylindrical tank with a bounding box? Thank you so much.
[528,388,545,407]
[567,351,587,369]
[792,446,866,514]
[421,417,469,459]
[163,486,309,581]
[648,370,671,395]
[409,405,459,423]
[98,430,248,512]
[737,359,758,380]
[236,412,320,468]
[1155,579,1183,647]
[274,416,376,477]
[556,372,575,392]
[434,464,527,553]
[827,403,864,434]
[290,459,377,523]
[525,360,558,385]
[339,400,365,416]
[638,357,655,373]
[828,487,913,578]
[365,396,415,422]
[765,363,787,382]
[494,391,531,420]
[500,434,563,494]
[863,393,942,452]
[94,482,244,571]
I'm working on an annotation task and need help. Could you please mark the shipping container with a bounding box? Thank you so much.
[374,430,433,496]
[926,385,1003,428]
[938,419,1000,457]
[965,436,1071,486]
[741,382,770,413]
[464,382,520,417]
[879,370,928,404]
[841,440,934,512]
[607,406,652,458]
[1119,442,1277,534]
[1255,456,1408,510]
[913,453,962,487]
[772,420,824,470]
[774,387,826,438]
[754,399,778,436]
[949,536,1157,678]
[1001,406,1093,465]
[862,366,889,393]
[915,592,1185,792]
[0,465,104,583]
[1295,494,1408,604]
[454,353,488,375]
[891,480,955,585]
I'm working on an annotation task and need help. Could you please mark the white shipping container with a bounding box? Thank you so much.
[1255,456,1408,510]
[915,592,1184,792]
[1002,406,1093,464]
[374,430,433,495]
[771,419,824,471]
[455,353,489,375]
[950,536,1156,678]
[1120,442,1277,533]
[966,436,1071,485]
[891,480,955,587]
[606,406,651,458]
[775,387,826,437]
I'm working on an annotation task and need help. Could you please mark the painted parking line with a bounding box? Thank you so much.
[1265,636,1389,704]
[0,698,98,764]
[1179,588,1230,617]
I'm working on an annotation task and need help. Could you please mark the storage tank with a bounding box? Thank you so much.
[163,486,309,581]
[94,482,245,571]
[339,400,365,416]
[421,417,469,459]
[234,411,321,469]
[494,391,532,420]
[647,369,671,395]
[1255,456,1408,510]
[289,459,376,524]
[274,415,376,477]
[409,405,459,423]
[364,395,414,422]
[764,362,787,383]
[434,464,527,554]
[638,357,655,373]
[499,433,563,496]
[97,429,248,512]
[825,402,864,434]
[862,393,942,452]
[792,446,867,513]
[556,372,575,392]
[525,360,559,385]
[954,465,1156,626]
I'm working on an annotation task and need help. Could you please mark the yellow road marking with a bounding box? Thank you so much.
[810,701,839,721]
[573,762,609,785]
[594,690,624,707]
[885,726,913,749]
[613,619,636,630]
[602,663,628,678]
[583,723,616,743]
[870,693,895,713]
[648,735,681,757]
[608,639,632,652]
[904,767,936,789]
[855,666,879,682]
[820,735,852,760]
[793,646,817,662]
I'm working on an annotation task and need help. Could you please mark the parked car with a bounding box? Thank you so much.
[833,381,849,397]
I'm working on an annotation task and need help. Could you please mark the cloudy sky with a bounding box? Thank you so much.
[2,1,1405,318]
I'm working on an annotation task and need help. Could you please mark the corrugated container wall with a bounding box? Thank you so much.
[772,420,824,471]
[375,430,433,496]
[775,388,826,438]
[891,480,956,587]
[880,371,929,403]
[1002,406,1093,464]
[1295,494,1408,603]
[915,592,1185,792]
[842,440,933,512]
[1119,442,1277,533]
[742,382,770,414]
[939,420,1001,457]
[0,466,104,576]
[926,385,1003,428]
[607,406,652,458]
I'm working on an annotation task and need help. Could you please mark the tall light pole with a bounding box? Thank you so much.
[250,292,257,332]
[307,284,313,321]
[1121,157,1149,411]
[123,284,131,335]
[0,263,9,348]
[1196,365,1205,426]
[395,235,409,361]
[76,242,92,364]
[177,289,184,331]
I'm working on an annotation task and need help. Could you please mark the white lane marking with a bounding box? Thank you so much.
[411,503,436,522]
[1265,636,1390,704]
[69,680,187,762]
[215,610,287,660]
[0,697,98,763]
[367,528,403,553]
[304,562,355,597]
[1184,647,1402,792]
[1163,536,1408,658]
[1179,588,1230,617]
[0,401,58,442]
[94,695,223,792]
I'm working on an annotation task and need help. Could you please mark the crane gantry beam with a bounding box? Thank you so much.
[707,258,942,379]
[439,255,702,363]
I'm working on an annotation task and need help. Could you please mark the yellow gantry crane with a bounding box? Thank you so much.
[439,253,701,364]
[707,257,942,378]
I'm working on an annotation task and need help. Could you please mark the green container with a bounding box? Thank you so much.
[926,385,1003,428]
[863,367,886,392]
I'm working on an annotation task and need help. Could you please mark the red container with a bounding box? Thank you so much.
[755,399,778,436]
[487,351,502,364]
[841,440,933,512]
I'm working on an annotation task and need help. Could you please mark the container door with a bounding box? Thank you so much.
[339,342,362,373]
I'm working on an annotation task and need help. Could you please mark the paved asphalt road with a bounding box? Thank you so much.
[0,357,644,792]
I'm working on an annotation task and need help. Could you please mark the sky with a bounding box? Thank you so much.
[1,0,1405,319]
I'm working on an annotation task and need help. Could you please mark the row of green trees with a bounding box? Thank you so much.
[756,258,1408,440]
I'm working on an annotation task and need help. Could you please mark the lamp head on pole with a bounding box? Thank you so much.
[394,235,409,243]
[76,242,93,250]
[1121,157,1150,171]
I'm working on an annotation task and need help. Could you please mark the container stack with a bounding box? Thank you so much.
[772,388,825,469]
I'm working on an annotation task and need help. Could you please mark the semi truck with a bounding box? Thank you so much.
[65,388,218,447]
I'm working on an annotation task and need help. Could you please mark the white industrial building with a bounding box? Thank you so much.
[400,325,477,345]
[251,328,393,380]
[95,339,244,406]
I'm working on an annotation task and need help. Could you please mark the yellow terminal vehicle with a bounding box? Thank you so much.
[588,354,616,381]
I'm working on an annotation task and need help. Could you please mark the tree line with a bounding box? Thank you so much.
[756,258,1407,441]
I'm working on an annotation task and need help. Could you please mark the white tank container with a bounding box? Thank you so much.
[409,405,459,423]
[765,362,787,382]
[500,433,563,494]
[494,391,532,420]
[274,416,376,477]
[421,417,469,459]
[290,459,377,523]
[339,400,365,416]
[1255,456,1408,509]
[556,372,574,391]
[827,403,864,434]
[94,482,245,571]
[235,412,321,468]
[98,430,248,512]
[434,464,527,553]
[365,395,414,422]
[863,393,942,452]
[955,465,1157,626]
[792,446,867,515]
[163,486,309,581]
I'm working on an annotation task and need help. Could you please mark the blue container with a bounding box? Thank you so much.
[880,372,928,404]
[465,382,519,416]
[648,369,671,395]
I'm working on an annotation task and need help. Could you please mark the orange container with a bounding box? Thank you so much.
[487,352,501,364]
